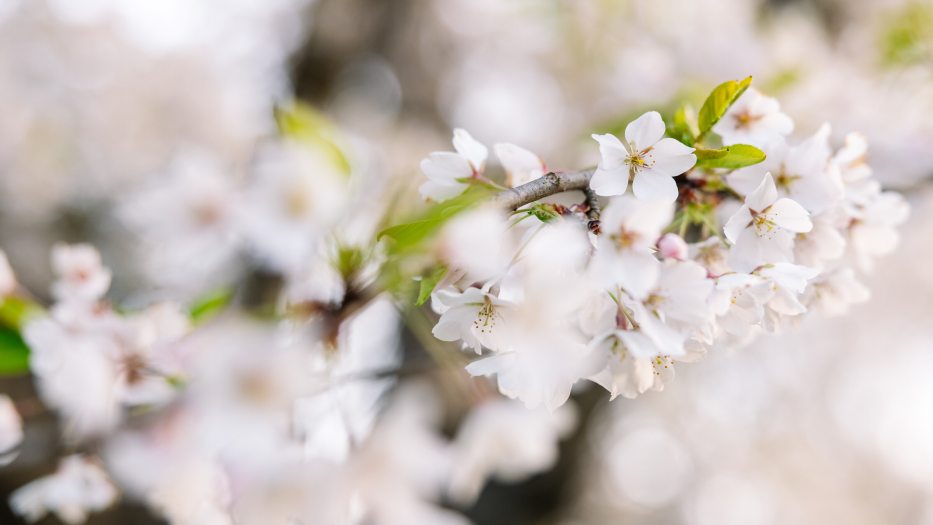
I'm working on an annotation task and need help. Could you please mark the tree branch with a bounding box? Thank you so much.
[493,168,595,210]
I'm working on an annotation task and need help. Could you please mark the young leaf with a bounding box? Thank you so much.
[695,144,766,169]
[378,185,494,254]
[667,105,697,146]
[0,296,44,331]
[697,76,753,135]
[274,102,352,177]
[415,265,448,306]
[0,327,29,376]
[189,288,234,324]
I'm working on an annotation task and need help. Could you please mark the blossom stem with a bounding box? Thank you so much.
[493,169,595,210]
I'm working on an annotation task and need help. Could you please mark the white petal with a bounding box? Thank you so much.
[767,198,812,233]
[624,111,665,151]
[632,171,678,202]
[452,128,488,172]
[419,179,467,202]
[495,143,544,187]
[421,152,472,183]
[591,133,629,168]
[589,166,629,197]
[723,205,752,244]
[746,172,778,211]
[618,251,661,300]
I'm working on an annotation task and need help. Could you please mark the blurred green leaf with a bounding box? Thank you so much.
[667,104,697,146]
[697,76,753,136]
[274,102,352,177]
[378,185,494,254]
[189,288,234,324]
[415,266,448,306]
[696,144,766,169]
[0,296,44,331]
[0,327,30,376]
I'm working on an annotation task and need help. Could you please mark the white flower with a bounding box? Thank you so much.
[419,129,487,202]
[848,191,909,272]
[713,87,794,148]
[435,205,515,284]
[645,260,715,329]
[591,196,672,299]
[710,273,773,343]
[804,268,870,316]
[432,286,512,354]
[724,173,813,272]
[794,214,846,269]
[447,399,576,504]
[495,143,545,187]
[590,111,696,202]
[726,125,843,214]
[10,455,118,525]
[0,250,14,297]
[50,244,112,303]
[0,395,22,466]
[755,263,819,332]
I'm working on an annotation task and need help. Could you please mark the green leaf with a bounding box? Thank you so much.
[697,76,753,135]
[415,266,448,306]
[0,297,44,331]
[667,104,697,146]
[695,144,766,169]
[274,102,352,177]
[0,327,30,376]
[378,185,494,253]
[189,288,234,324]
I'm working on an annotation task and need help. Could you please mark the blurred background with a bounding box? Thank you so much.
[2,0,933,523]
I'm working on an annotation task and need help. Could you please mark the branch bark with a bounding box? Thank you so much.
[493,168,595,210]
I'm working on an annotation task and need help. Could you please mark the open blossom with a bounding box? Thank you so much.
[726,125,843,214]
[419,128,487,202]
[724,173,813,272]
[713,87,793,148]
[10,455,118,524]
[590,111,696,202]
[495,143,545,187]
[0,395,22,466]
[50,244,112,303]
[592,196,672,299]
[431,286,512,354]
[847,190,910,273]
[755,263,819,332]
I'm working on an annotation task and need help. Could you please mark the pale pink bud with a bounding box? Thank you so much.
[657,233,688,261]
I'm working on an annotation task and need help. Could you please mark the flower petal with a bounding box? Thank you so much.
[624,111,665,151]
[589,166,629,197]
[723,205,752,244]
[767,198,812,233]
[591,133,628,168]
[452,128,488,172]
[632,170,678,202]
[746,172,778,211]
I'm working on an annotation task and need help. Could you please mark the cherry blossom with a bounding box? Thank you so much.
[590,111,696,201]
[419,128,488,202]
[10,455,118,524]
[50,244,112,304]
[724,173,813,272]
[713,87,794,148]
[0,395,22,466]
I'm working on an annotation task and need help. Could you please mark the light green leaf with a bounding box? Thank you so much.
[274,102,352,177]
[189,288,234,324]
[378,185,494,253]
[695,144,766,169]
[415,266,448,306]
[0,328,30,376]
[667,104,697,146]
[0,296,44,331]
[697,76,753,135]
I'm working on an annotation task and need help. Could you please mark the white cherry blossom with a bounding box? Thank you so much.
[590,111,696,202]
[50,244,112,304]
[724,173,813,272]
[713,87,794,148]
[432,286,513,354]
[10,455,118,525]
[419,128,488,202]
[495,143,546,187]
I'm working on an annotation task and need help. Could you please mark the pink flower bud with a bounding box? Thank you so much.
[657,233,688,261]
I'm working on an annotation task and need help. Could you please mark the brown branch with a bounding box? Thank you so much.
[493,169,595,210]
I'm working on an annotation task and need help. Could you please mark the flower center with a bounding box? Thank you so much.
[733,110,764,130]
[473,297,500,335]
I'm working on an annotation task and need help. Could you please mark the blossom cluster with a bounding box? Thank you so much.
[0,83,907,525]
[424,86,907,407]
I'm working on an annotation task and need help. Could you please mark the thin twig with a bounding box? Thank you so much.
[494,169,595,210]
